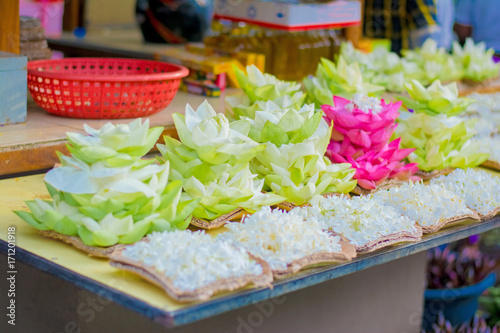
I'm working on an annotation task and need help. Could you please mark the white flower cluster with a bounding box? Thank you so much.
[431,168,500,215]
[373,182,473,227]
[122,231,263,292]
[471,136,500,163]
[294,195,418,247]
[219,206,342,271]
[468,93,500,112]
[345,93,383,113]
[466,93,500,135]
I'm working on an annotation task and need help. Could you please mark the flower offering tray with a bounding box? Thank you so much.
[38,230,126,258]
[350,178,411,196]
[419,211,481,234]
[482,160,500,172]
[415,168,455,180]
[190,209,245,229]
[109,249,273,302]
[271,241,357,279]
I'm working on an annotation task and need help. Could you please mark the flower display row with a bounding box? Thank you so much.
[339,38,500,93]
[395,80,489,173]
[112,168,499,301]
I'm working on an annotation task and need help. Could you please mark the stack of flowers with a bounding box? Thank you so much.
[294,194,421,253]
[14,119,199,251]
[158,101,285,228]
[340,42,424,93]
[373,182,479,233]
[321,94,418,191]
[242,101,357,206]
[303,56,385,107]
[219,206,355,278]
[109,230,272,301]
[452,38,500,83]
[431,168,500,219]
[402,39,463,85]
[226,65,306,120]
[395,80,489,177]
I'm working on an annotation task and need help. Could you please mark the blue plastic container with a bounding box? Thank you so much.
[422,273,496,330]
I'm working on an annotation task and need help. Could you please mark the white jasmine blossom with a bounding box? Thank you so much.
[122,230,263,292]
[294,195,418,247]
[431,168,500,215]
[465,93,500,135]
[472,136,500,162]
[219,206,342,271]
[345,93,383,113]
[373,182,473,227]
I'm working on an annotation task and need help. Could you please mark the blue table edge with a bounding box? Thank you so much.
[1,216,500,329]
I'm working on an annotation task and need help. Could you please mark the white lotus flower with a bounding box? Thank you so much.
[45,155,168,197]
[173,101,264,164]
[182,165,284,219]
[66,118,163,165]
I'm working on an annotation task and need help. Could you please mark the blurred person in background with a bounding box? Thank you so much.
[433,0,455,49]
[363,0,438,54]
[454,0,500,54]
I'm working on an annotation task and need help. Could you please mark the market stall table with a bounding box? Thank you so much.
[1,173,500,332]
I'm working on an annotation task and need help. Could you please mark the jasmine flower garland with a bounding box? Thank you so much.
[373,182,473,228]
[295,195,419,247]
[219,206,342,271]
[431,168,500,216]
[121,230,263,292]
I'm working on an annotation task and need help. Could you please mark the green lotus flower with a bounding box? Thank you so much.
[246,102,356,205]
[402,39,463,84]
[15,158,199,247]
[226,65,306,120]
[400,80,473,117]
[304,56,385,107]
[182,164,284,219]
[395,112,489,171]
[66,119,163,167]
[15,120,198,247]
[173,101,265,165]
[340,42,422,93]
[452,38,500,82]
[160,100,285,220]
[240,101,323,147]
[158,139,284,220]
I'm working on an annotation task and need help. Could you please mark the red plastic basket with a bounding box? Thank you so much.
[27,58,189,119]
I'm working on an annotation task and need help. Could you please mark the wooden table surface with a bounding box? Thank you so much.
[0,90,233,177]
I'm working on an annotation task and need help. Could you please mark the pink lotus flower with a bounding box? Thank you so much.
[322,95,401,158]
[322,94,419,190]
